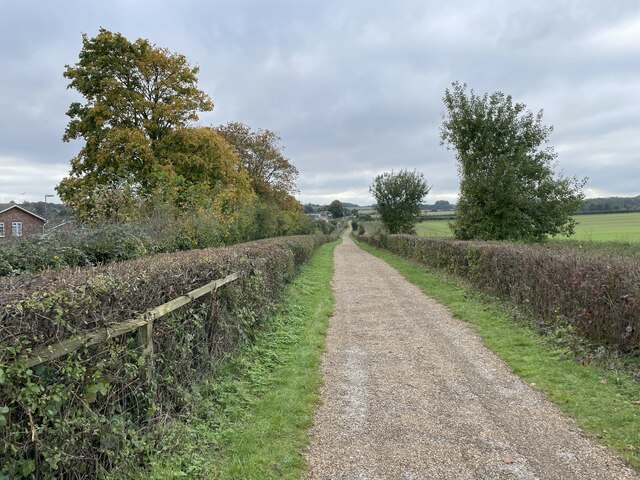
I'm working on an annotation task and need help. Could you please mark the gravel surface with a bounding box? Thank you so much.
[305,234,639,479]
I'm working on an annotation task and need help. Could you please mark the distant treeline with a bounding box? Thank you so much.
[578,195,640,214]
[420,200,455,211]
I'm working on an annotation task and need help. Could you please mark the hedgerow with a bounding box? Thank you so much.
[360,234,640,352]
[0,234,332,478]
[0,204,332,277]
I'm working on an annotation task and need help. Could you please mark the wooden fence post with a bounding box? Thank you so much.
[136,321,154,382]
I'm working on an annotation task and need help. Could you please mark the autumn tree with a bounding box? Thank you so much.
[441,82,586,241]
[370,170,430,234]
[57,28,213,220]
[153,128,254,220]
[215,122,299,201]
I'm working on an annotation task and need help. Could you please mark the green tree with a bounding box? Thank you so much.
[441,82,586,241]
[57,28,213,220]
[326,200,344,218]
[369,170,430,234]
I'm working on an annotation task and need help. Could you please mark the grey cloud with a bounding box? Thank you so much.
[1,0,639,205]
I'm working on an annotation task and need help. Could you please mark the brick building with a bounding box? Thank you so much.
[0,205,46,240]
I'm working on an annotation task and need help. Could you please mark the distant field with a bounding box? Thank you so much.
[421,210,456,217]
[413,212,640,243]
[414,220,453,237]
[568,212,640,242]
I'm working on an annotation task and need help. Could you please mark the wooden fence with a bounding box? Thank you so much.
[19,272,239,375]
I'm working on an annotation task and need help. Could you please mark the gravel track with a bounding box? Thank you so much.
[305,234,638,479]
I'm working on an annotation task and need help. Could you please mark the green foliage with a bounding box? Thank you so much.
[326,200,344,218]
[351,220,358,231]
[441,82,586,241]
[0,235,334,478]
[369,170,431,234]
[314,220,337,235]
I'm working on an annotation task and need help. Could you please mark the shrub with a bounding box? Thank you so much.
[351,220,358,231]
[314,220,336,235]
[0,234,333,478]
[360,235,640,351]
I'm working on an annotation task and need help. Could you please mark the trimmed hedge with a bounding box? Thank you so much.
[360,234,640,352]
[0,234,332,478]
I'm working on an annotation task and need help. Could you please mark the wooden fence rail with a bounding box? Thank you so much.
[20,272,239,369]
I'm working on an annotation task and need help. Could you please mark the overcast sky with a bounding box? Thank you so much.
[1,0,639,206]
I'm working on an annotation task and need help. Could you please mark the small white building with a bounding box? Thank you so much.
[306,211,333,221]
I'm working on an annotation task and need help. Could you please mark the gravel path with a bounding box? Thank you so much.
[305,234,639,479]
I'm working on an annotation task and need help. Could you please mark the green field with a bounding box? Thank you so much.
[569,212,640,242]
[414,220,453,237]
[413,212,640,242]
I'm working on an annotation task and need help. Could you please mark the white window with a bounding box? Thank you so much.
[0,222,4,237]
[12,222,22,237]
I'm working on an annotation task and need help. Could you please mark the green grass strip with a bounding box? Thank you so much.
[120,239,338,479]
[354,237,640,470]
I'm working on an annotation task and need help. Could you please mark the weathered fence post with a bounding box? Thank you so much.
[136,320,154,382]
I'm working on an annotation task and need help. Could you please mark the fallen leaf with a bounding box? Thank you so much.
[599,378,607,385]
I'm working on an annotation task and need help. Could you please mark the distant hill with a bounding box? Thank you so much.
[578,195,640,214]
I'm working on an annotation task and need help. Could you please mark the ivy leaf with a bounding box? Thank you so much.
[0,405,8,428]
[19,459,36,476]
[83,380,111,404]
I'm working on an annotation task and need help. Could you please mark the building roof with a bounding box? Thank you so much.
[0,204,47,223]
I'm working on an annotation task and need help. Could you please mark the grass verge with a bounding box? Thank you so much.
[116,239,338,479]
[353,236,640,470]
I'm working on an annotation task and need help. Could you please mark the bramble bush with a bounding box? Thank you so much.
[0,234,334,478]
[360,234,640,352]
